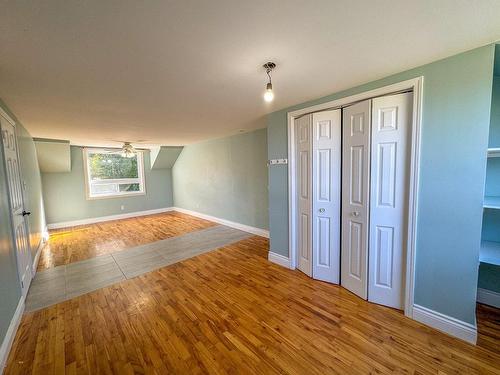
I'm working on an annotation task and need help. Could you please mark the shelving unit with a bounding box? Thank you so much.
[483,196,500,209]
[480,241,500,266]
[488,148,500,158]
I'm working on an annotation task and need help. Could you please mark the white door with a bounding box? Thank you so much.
[296,114,312,276]
[341,100,371,299]
[312,110,341,283]
[1,114,32,296]
[368,92,412,309]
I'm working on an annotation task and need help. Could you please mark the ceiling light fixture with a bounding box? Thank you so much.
[121,142,136,158]
[263,62,276,102]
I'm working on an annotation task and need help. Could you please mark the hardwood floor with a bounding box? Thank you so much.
[7,236,500,374]
[38,211,216,270]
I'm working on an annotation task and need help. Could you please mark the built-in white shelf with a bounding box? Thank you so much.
[484,196,500,209]
[480,241,500,266]
[488,148,500,158]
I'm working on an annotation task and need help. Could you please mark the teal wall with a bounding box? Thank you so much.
[42,146,173,224]
[173,128,269,230]
[0,131,22,352]
[267,45,495,325]
[488,64,500,148]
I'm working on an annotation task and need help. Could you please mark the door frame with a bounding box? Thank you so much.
[0,106,33,293]
[287,77,423,317]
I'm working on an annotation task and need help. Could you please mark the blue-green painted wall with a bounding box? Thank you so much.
[41,146,173,224]
[267,45,495,325]
[173,128,268,230]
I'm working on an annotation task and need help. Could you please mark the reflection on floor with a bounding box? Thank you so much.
[477,303,500,354]
[38,211,216,270]
[6,236,500,374]
[26,225,251,311]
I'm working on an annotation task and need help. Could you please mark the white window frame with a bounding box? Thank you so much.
[83,148,146,200]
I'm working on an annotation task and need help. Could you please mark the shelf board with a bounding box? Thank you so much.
[484,196,500,209]
[480,241,500,266]
[488,148,500,158]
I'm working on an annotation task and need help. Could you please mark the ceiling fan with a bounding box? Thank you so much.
[101,139,150,158]
[120,142,136,158]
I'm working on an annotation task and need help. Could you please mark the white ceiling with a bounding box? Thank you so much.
[0,0,499,147]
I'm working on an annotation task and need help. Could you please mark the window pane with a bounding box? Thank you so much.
[88,152,138,180]
[119,183,140,192]
[90,183,119,195]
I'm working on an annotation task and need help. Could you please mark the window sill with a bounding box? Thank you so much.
[85,191,146,201]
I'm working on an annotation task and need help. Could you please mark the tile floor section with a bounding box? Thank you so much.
[26,225,252,311]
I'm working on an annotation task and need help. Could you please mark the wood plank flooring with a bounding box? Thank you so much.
[7,236,500,374]
[38,211,216,270]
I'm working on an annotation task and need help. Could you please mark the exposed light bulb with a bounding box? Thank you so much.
[263,82,274,102]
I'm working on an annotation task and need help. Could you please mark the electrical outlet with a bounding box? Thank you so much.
[120,205,125,211]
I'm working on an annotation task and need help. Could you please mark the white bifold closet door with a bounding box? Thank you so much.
[341,100,371,299]
[296,114,313,276]
[368,92,412,309]
[312,110,341,283]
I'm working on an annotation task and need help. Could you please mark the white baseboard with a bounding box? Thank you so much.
[172,207,269,238]
[268,251,293,269]
[0,295,25,372]
[47,207,175,229]
[477,288,500,308]
[31,226,48,274]
[412,304,477,344]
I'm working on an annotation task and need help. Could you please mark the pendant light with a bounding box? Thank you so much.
[263,62,276,102]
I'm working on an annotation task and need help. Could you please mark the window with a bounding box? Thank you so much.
[83,148,145,199]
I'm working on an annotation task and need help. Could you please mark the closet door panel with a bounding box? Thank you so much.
[341,100,371,299]
[368,92,412,309]
[312,110,341,283]
[296,115,312,276]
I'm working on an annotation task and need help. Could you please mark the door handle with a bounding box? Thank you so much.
[22,210,31,216]
[351,211,359,217]
[318,208,325,213]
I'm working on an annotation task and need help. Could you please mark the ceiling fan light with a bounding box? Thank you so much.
[121,142,136,157]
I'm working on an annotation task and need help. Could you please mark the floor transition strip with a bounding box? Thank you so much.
[25,225,252,312]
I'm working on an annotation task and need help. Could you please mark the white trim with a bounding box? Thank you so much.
[0,295,25,372]
[487,148,500,158]
[172,207,269,238]
[268,251,293,269]
[412,304,477,344]
[287,77,423,318]
[477,288,500,308]
[47,207,175,229]
[0,107,15,126]
[31,227,48,274]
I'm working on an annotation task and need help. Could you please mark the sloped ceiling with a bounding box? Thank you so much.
[150,146,184,169]
[34,138,71,173]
